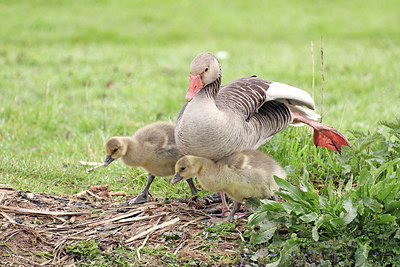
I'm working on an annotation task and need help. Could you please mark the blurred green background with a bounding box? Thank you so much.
[0,0,399,194]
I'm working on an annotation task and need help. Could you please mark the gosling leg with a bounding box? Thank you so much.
[225,202,242,222]
[213,192,232,217]
[186,177,198,196]
[127,173,155,205]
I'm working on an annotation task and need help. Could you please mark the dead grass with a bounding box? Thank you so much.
[0,185,248,266]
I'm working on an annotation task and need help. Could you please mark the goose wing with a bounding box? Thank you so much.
[216,76,315,121]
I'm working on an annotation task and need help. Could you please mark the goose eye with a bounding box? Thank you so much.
[113,148,118,153]
[204,67,209,72]
[180,167,186,171]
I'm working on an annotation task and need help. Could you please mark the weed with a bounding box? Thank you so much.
[66,240,101,262]
[247,120,400,265]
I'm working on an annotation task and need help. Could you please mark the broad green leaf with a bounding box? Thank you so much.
[330,204,358,226]
[373,182,400,203]
[252,221,279,244]
[274,177,316,212]
[395,229,400,239]
[345,173,354,193]
[384,200,400,213]
[355,240,371,267]
[282,202,304,215]
[312,214,334,241]
[315,214,333,229]
[279,237,301,265]
[372,158,400,179]
[318,196,329,211]
[376,214,396,224]
[343,198,353,213]
[299,212,318,223]
[312,226,319,241]
[247,211,268,226]
[259,200,285,211]
[361,197,382,213]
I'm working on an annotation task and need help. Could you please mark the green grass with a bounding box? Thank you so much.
[1,0,399,195]
[1,1,399,265]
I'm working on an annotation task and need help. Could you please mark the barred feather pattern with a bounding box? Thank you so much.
[176,75,293,160]
[216,76,272,121]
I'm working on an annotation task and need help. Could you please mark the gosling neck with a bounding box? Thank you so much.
[120,136,140,167]
[194,157,223,192]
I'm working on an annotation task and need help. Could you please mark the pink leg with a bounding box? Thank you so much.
[213,192,231,217]
[213,192,247,219]
[292,112,350,154]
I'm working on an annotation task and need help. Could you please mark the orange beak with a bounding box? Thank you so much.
[185,74,203,102]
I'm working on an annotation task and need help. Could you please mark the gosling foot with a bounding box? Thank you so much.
[126,192,150,205]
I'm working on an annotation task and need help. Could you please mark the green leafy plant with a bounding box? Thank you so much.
[247,120,400,265]
[66,240,101,262]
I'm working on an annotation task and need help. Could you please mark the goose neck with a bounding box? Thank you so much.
[200,76,221,100]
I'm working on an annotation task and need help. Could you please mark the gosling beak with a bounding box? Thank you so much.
[185,74,203,102]
[171,173,183,184]
[103,155,114,167]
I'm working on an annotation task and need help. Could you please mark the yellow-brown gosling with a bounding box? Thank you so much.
[172,150,286,221]
[104,121,197,204]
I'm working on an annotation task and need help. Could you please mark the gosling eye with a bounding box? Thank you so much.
[112,148,118,153]
[204,67,209,73]
[180,167,186,172]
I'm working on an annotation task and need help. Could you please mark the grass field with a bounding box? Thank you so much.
[0,0,399,265]
[1,0,399,194]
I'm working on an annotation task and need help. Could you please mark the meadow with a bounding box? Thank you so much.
[0,0,399,265]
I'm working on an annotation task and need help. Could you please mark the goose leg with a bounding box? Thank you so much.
[186,177,198,196]
[225,202,242,222]
[213,192,232,217]
[292,112,350,154]
[127,173,155,205]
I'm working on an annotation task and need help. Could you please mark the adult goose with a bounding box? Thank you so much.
[175,52,350,215]
[176,52,349,160]
[104,122,197,204]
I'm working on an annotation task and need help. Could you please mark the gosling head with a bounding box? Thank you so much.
[186,52,221,102]
[104,137,128,167]
[171,156,200,184]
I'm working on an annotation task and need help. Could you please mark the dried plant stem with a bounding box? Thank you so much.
[311,41,315,100]
[320,38,324,122]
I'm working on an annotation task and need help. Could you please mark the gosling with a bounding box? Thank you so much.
[171,150,286,221]
[104,121,197,204]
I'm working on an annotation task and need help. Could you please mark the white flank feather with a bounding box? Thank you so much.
[266,82,315,110]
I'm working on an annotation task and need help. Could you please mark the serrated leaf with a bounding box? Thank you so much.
[253,224,278,244]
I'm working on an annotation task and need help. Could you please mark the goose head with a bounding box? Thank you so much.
[171,155,200,184]
[186,52,221,102]
[104,137,128,167]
